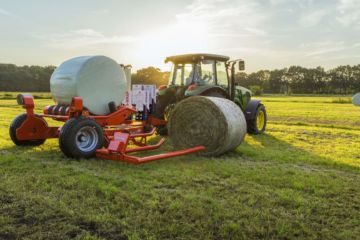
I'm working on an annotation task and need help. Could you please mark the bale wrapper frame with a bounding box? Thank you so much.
[11,93,205,164]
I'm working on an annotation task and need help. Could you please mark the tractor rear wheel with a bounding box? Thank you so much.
[247,105,267,134]
[9,114,46,146]
[59,117,104,159]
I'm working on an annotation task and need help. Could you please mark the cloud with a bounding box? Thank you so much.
[89,9,110,15]
[304,41,360,57]
[26,0,360,71]
[0,8,15,17]
[34,29,136,49]
[336,0,360,27]
[244,27,267,36]
[269,0,287,5]
[305,47,347,57]
[173,0,360,67]
[131,0,271,69]
[175,0,268,38]
[299,9,329,27]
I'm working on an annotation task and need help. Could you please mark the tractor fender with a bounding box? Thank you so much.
[244,100,262,120]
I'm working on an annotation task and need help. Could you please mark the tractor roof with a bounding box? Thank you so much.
[165,53,230,63]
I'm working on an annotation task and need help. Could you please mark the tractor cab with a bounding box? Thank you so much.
[158,54,250,111]
[156,53,267,134]
[166,54,230,88]
[164,54,243,100]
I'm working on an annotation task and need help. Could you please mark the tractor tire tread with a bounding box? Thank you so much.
[247,104,267,135]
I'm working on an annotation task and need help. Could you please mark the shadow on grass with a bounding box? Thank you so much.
[1,132,358,172]
[231,133,359,172]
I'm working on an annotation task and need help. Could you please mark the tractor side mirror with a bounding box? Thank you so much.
[238,60,245,71]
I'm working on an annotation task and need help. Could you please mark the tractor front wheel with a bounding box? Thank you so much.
[59,117,104,159]
[247,105,267,134]
[9,114,46,146]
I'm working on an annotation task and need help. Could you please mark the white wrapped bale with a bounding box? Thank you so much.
[352,93,360,106]
[50,56,127,115]
[168,96,247,156]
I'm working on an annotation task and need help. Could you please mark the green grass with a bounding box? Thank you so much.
[0,96,359,239]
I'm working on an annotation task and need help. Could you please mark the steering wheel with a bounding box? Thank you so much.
[202,74,211,83]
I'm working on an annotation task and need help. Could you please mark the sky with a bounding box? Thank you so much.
[0,0,359,72]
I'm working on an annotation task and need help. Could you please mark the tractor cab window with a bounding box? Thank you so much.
[216,61,228,88]
[170,63,194,86]
[194,60,216,86]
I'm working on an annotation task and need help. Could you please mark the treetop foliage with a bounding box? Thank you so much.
[0,64,56,92]
[236,65,360,94]
[0,63,359,94]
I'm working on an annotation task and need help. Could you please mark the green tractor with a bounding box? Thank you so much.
[155,53,267,135]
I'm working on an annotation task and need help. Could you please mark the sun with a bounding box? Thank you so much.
[135,20,211,70]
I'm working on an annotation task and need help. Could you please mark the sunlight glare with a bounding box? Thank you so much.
[135,20,210,70]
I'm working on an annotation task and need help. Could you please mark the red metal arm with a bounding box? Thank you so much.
[96,132,205,164]
[123,146,205,164]
[126,138,166,153]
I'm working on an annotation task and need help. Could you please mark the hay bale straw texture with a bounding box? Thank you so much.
[168,96,247,156]
[50,56,127,115]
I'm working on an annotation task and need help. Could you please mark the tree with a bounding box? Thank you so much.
[351,65,360,92]
[0,64,56,92]
[131,67,169,87]
[269,69,286,93]
[327,66,353,94]
[234,72,248,86]
[308,67,326,94]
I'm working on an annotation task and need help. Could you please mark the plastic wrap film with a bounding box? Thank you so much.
[352,93,360,106]
[50,56,127,115]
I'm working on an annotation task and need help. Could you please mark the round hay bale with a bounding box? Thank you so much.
[352,93,360,106]
[168,96,247,156]
[50,56,127,115]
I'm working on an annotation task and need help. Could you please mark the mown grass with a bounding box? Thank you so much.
[0,96,359,239]
[0,92,52,100]
[261,95,352,103]
[260,96,360,130]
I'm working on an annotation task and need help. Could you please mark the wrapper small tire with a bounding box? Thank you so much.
[59,117,104,159]
[9,114,46,146]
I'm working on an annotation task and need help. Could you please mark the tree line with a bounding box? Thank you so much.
[0,63,359,94]
[0,64,169,92]
[131,67,169,87]
[236,65,360,95]
[0,64,56,92]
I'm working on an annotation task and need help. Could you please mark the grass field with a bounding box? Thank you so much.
[0,95,359,239]
[0,92,52,100]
